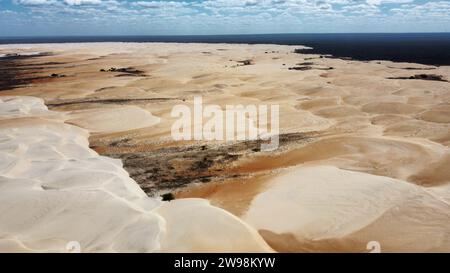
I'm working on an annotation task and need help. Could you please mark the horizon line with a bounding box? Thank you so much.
[1,32,450,38]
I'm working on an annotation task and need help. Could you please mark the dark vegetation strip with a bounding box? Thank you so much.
[0,53,57,91]
[47,97,181,107]
[98,132,314,196]
[387,74,448,82]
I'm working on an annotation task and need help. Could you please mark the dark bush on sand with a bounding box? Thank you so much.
[161,193,175,202]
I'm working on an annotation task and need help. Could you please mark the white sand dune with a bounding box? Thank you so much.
[0,96,272,253]
[1,43,449,253]
[66,105,161,134]
[243,166,450,252]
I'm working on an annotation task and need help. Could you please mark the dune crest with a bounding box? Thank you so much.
[0,96,272,253]
[1,42,449,253]
[244,166,450,252]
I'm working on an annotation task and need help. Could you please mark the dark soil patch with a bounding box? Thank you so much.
[95,132,312,196]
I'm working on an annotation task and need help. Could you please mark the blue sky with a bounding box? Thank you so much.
[0,0,449,36]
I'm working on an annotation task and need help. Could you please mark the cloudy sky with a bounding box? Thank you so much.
[0,0,449,36]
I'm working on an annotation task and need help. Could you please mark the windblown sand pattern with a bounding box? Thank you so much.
[0,43,449,252]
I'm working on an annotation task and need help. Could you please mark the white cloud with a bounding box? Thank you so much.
[14,0,56,5]
[7,0,449,35]
[0,10,17,14]
[245,0,259,6]
[64,0,102,5]
[366,0,413,5]
[133,1,190,9]
[390,1,450,17]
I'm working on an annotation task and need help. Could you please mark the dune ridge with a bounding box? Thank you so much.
[0,96,272,253]
[244,166,450,252]
[0,42,449,252]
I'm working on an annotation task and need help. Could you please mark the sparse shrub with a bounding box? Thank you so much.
[161,193,175,202]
